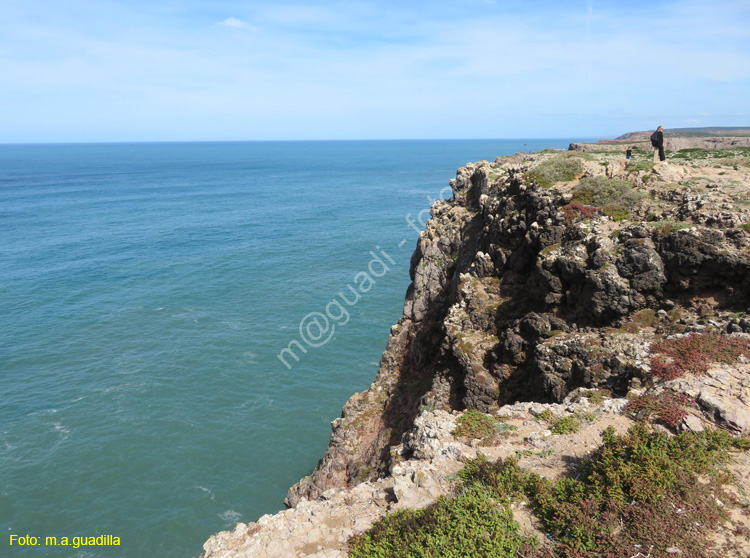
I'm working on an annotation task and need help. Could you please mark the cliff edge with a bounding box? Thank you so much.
[201,146,750,558]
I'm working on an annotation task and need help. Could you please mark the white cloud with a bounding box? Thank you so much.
[218,17,255,31]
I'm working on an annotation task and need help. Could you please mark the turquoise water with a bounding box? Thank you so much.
[1,139,580,557]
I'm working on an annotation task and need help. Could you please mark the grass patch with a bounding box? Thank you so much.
[527,156,584,188]
[535,409,555,422]
[551,416,580,435]
[453,409,500,439]
[649,332,750,380]
[671,147,750,162]
[626,160,655,173]
[575,389,609,404]
[649,220,691,236]
[602,205,631,222]
[572,176,644,208]
[348,486,537,558]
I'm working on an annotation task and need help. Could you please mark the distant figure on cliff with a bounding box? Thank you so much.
[626,147,633,160]
[650,126,667,164]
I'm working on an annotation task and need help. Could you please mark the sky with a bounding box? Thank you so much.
[0,0,748,143]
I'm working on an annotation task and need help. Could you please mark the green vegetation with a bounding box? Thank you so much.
[742,223,750,232]
[568,176,644,222]
[452,409,500,439]
[602,206,630,222]
[670,146,750,161]
[348,486,537,558]
[572,176,644,208]
[351,425,749,557]
[527,156,584,188]
[560,150,595,161]
[573,389,608,405]
[536,409,555,422]
[649,220,691,236]
[550,416,580,435]
[626,160,655,173]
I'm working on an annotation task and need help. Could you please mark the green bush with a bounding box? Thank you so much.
[527,156,584,188]
[626,160,655,173]
[602,206,630,222]
[571,176,644,208]
[452,409,499,439]
[551,416,580,435]
[348,486,536,558]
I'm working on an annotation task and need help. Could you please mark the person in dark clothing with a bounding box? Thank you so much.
[626,147,632,160]
[652,126,667,163]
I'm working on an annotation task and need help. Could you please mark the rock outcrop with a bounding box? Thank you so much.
[200,147,750,558]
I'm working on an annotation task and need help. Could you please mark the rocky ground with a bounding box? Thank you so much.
[200,146,750,558]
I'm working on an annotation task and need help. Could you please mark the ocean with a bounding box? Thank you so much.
[0,139,581,557]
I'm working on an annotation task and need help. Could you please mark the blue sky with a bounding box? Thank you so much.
[1,0,748,142]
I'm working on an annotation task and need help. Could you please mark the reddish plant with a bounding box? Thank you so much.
[649,333,750,380]
[561,201,599,222]
[624,392,690,428]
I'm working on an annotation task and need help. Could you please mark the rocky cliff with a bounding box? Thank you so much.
[201,147,750,558]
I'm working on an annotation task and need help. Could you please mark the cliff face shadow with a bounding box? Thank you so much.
[375,320,450,472]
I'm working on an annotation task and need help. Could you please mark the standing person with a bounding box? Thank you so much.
[626,147,633,160]
[650,126,667,164]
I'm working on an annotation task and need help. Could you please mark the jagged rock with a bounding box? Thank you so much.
[698,391,750,433]
[680,414,705,433]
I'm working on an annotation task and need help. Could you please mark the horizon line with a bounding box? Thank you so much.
[0,136,604,147]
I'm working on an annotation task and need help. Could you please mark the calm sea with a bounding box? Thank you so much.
[0,139,580,557]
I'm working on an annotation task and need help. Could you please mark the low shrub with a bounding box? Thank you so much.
[561,201,599,222]
[348,485,537,558]
[551,416,580,435]
[452,409,499,439]
[626,160,655,173]
[649,220,691,236]
[624,392,690,428]
[527,156,584,188]
[571,176,644,208]
[602,205,630,222]
[649,332,750,380]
